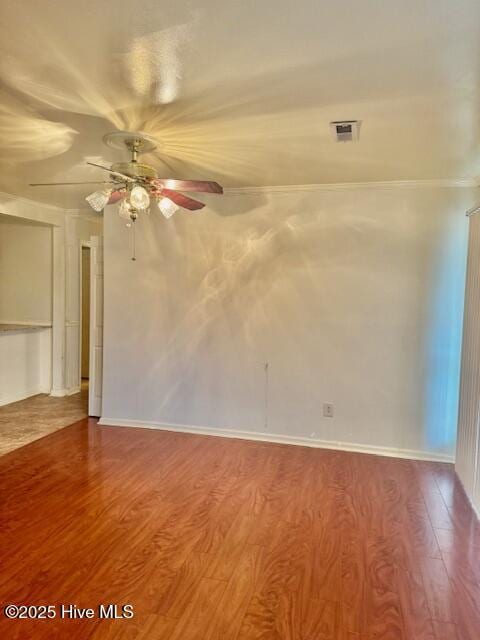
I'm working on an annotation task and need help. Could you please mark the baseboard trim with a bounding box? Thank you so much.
[454,471,480,520]
[0,388,50,407]
[50,386,81,398]
[50,389,67,397]
[66,386,81,396]
[98,417,455,463]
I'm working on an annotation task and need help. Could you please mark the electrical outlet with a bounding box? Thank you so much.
[323,403,334,418]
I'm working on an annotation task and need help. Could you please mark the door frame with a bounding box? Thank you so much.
[88,236,104,417]
[78,239,92,388]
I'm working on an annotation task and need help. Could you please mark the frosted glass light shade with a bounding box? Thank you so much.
[118,198,132,220]
[85,189,112,212]
[130,185,150,210]
[158,197,179,219]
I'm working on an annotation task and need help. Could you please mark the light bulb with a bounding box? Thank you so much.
[130,185,150,210]
[118,198,132,220]
[85,189,112,212]
[158,197,179,219]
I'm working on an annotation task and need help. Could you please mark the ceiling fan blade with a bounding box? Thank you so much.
[29,181,115,186]
[151,179,223,194]
[86,162,135,183]
[107,190,126,205]
[160,188,205,211]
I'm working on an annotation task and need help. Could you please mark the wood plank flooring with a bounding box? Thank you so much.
[0,419,479,639]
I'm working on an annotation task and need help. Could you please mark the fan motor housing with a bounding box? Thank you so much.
[111,161,158,180]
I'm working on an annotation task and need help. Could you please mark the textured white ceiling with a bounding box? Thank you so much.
[1,0,480,207]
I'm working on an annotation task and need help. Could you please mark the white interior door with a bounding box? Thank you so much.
[88,236,103,417]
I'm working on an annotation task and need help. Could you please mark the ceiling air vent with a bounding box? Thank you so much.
[330,120,361,142]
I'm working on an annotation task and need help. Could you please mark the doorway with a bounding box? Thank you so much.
[80,246,91,396]
[85,236,103,418]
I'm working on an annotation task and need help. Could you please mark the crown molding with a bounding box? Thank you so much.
[0,190,75,213]
[224,177,480,196]
[64,208,102,221]
[0,190,98,223]
[1,175,479,214]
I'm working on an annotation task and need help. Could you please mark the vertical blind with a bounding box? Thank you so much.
[456,210,480,512]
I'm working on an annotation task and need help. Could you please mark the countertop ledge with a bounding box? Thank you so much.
[0,324,51,333]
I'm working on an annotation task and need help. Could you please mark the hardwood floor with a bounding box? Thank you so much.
[0,419,479,639]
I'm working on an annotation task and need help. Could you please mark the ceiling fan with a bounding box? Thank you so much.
[29,131,223,222]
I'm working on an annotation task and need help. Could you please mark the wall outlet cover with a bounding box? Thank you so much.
[323,403,334,418]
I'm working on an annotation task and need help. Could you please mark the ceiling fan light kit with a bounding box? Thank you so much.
[129,185,150,210]
[83,131,223,224]
[30,130,223,256]
[118,198,133,220]
[158,197,179,219]
[85,189,113,212]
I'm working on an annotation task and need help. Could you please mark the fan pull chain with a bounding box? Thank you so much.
[129,209,138,261]
[132,220,136,261]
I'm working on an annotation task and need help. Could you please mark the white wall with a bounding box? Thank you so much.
[0,328,51,406]
[0,219,52,324]
[102,185,474,461]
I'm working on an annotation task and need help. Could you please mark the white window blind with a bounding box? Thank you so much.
[456,209,480,513]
